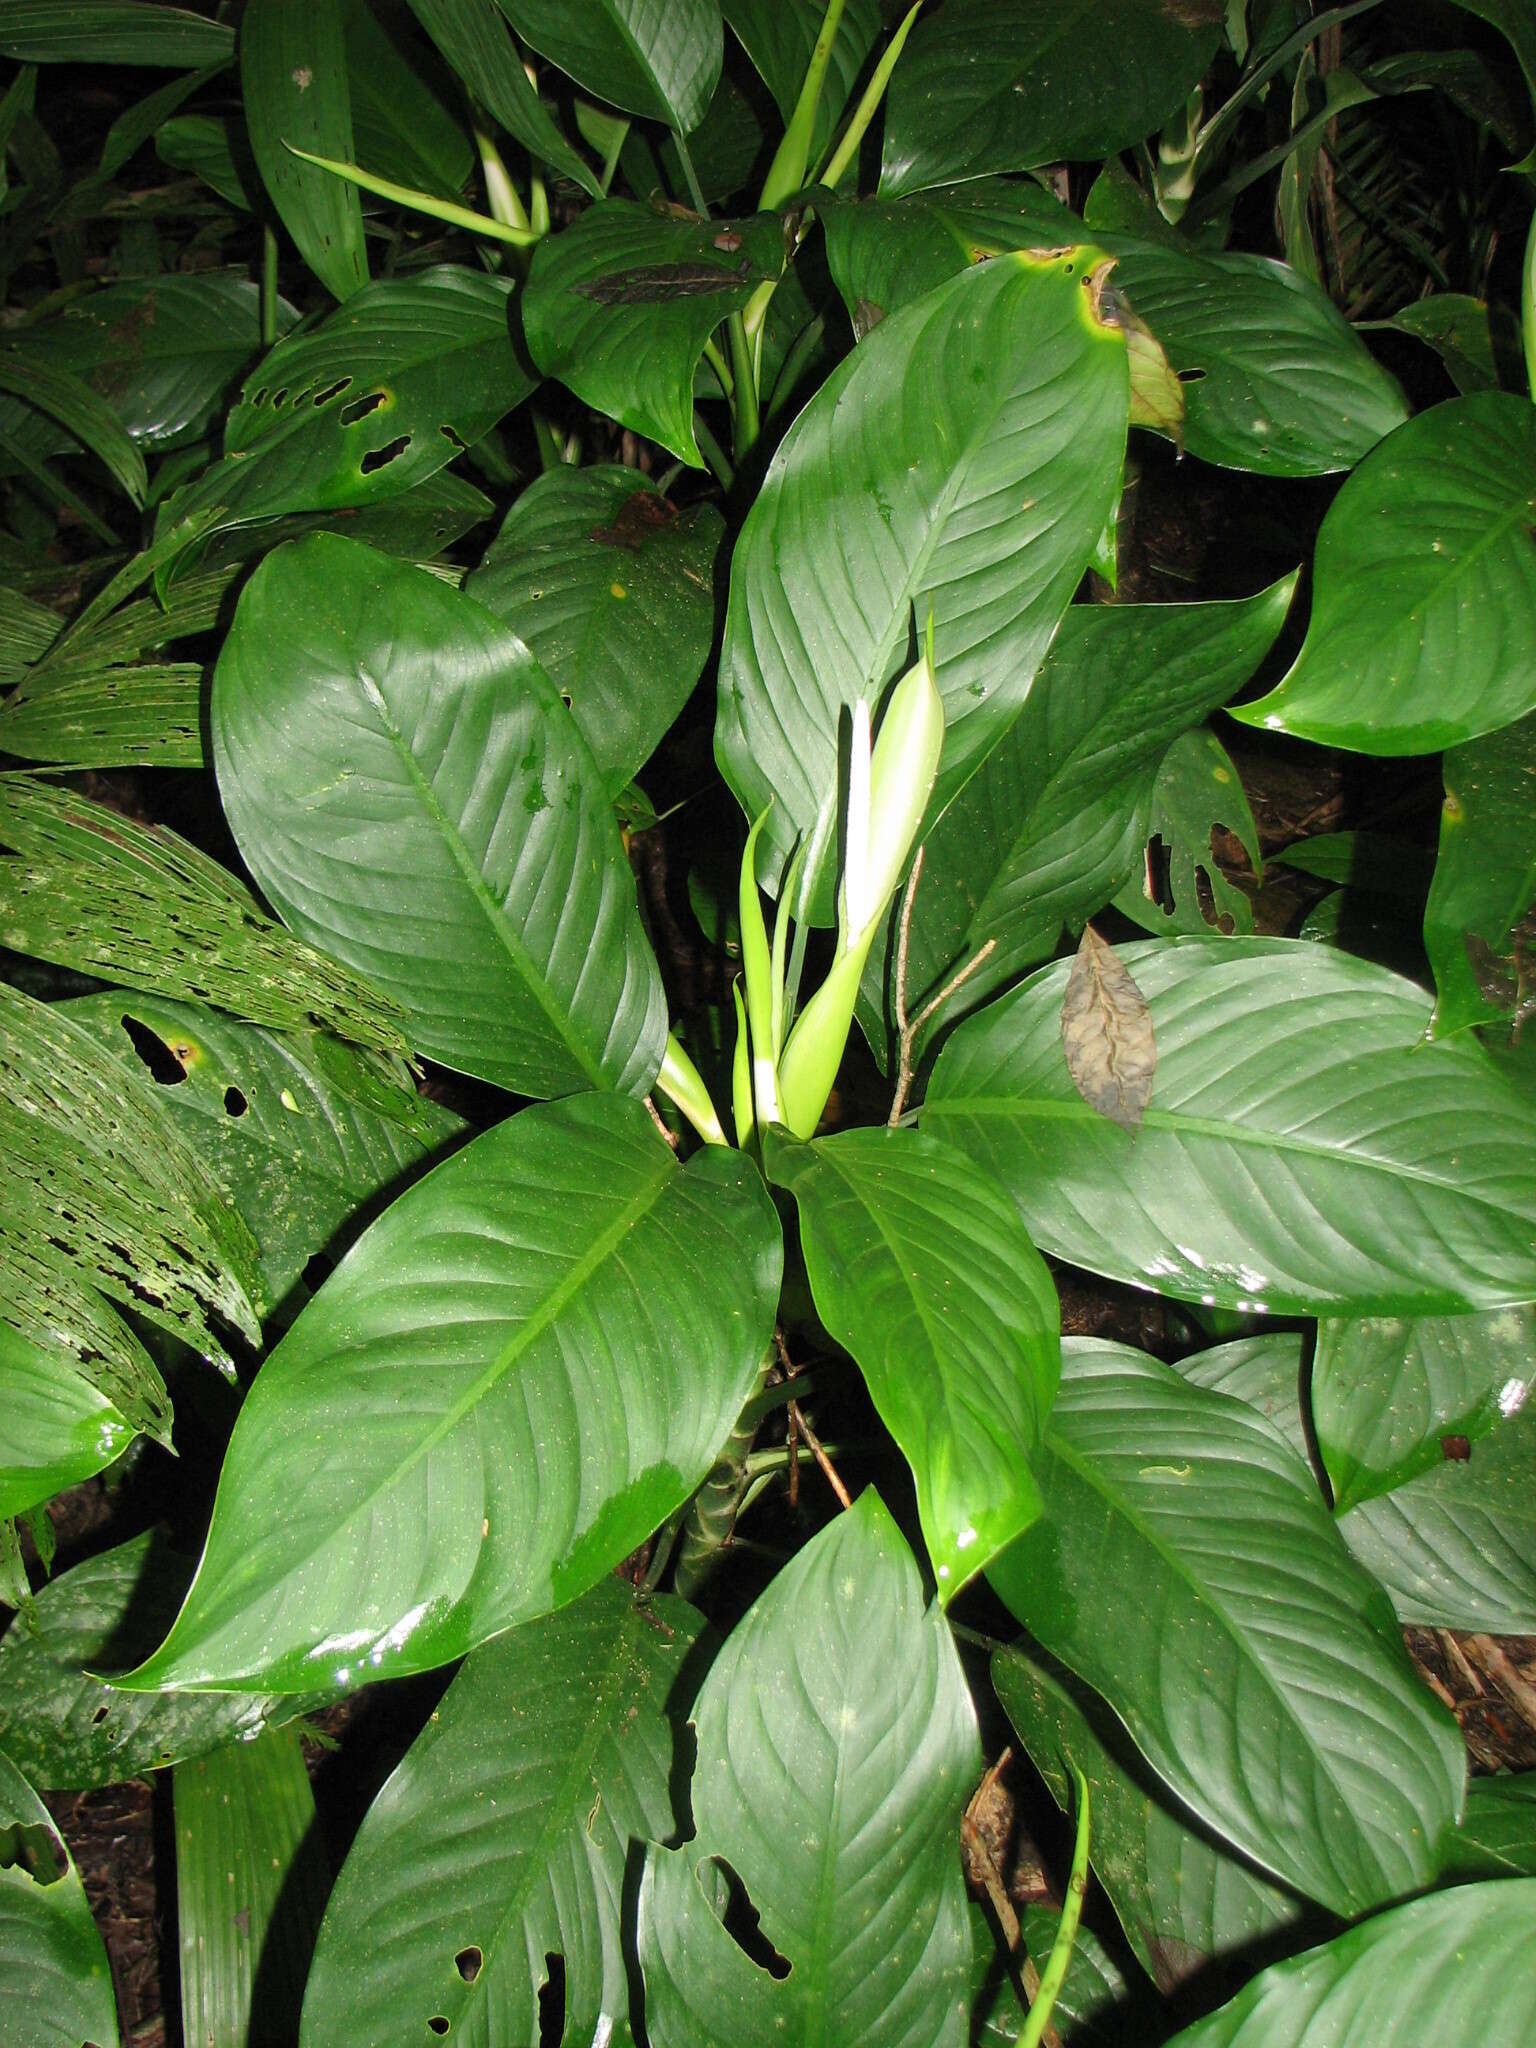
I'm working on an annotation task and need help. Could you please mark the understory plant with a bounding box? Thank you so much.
[2,2,1536,2043]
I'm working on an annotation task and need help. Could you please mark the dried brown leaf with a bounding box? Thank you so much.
[1060,924,1156,1132]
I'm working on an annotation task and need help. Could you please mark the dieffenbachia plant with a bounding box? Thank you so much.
[2,3,1536,2043]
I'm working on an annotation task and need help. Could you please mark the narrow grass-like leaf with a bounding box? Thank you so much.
[406,0,600,196]
[0,661,204,768]
[724,0,880,165]
[0,1749,119,2048]
[0,1,232,64]
[0,1253,168,1450]
[0,349,147,505]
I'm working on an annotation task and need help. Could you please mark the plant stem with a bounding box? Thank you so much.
[259,222,277,347]
[817,0,924,190]
[765,313,826,420]
[1523,207,1536,403]
[474,123,530,232]
[727,311,760,457]
[530,409,565,473]
[284,142,537,246]
[692,410,735,488]
[671,130,710,217]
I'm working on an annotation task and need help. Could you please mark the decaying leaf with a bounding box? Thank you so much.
[1060,924,1156,1132]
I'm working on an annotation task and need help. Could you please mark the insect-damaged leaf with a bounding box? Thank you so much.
[1061,924,1156,1132]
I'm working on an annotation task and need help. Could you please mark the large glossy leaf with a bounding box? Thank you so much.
[407,0,600,197]
[156,266,532,572]
[718,248,1129,919]
[992,1639,1319,1998]
[241,0,368,301]
[301,1577,701,2046]
[522,201,783,468]
[879,2,1220,196]
[1442,1774,1536,1880]
[118,1095,780,1693]
[63,993,466,1312]
[0,1,230,64]
[0,1533,320,1789]
[468,464,724,796]
[1313,1307,1536,1511]
[639,1491,980,2048]
[1111,727,1261,938]
[989,1340,1466,1917]
[500,0,723,133]
[0,1749,119,2048]
[1232,394,1536,752]
[924,938,1536,1316]
[765,1124,1060,1596]
[723,0,881,164]
[1162,1881,1536,2048]
[857,581,1294,1064]
[0,1321,132,1522]
[1424,709,1536,1038]
[213,535,667,1099]
[175,1726,328,2048]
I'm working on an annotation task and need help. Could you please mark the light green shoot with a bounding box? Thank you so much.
[817,0,925,191]
[655,1034,728,1148]
[1017,1765,1091,2048]
[282,143,538,247]
[759,0,849,212]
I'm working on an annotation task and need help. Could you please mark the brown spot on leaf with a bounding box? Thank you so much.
[590,489,677,552]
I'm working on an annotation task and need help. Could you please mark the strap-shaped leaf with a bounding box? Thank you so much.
[406,0,600,197]
[766,1124,1059,1596]
[639,1491,980,2048]
[1233,394,1536,751]
[117,1094,780,1692]
[0,1749,119,2048]
[499,0,723,134]
[0,348,147,505]
[1162,1881,1536,2048]
[718,248,1128,919]
[0,661,204,768]
[1424,709,1536,1037]
[0,1,232,64]
[0,1251,168,1450]
[468,464,724,796]
[925,937,1536,1316]
[301,1577,701,2045]
[241,0,367,301]
[212,534,667,1099]
[989,1340,1466,1918]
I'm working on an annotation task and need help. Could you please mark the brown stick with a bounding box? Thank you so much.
[787,1400,851,1509]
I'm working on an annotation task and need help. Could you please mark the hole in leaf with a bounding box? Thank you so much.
[91,1704,110,1725]
[302,1250,334,1293]
[1143,835,1174,916]
[339,389,387,425]
[453,1946,482,1983]
[121,1014,188,1086]
[310,375,352,408]
[1193,864,1220,928]
[426,2021,449,2038]
[536,1955,564,2046]
[0,1820,67,1885]
[439,424,466,450]
[1177,366,1207,384]
[270,387,289,408]
[361,435,411,474]
[700,1857,791,1979]
[559,691,573,708]
[223,1085,248,1118]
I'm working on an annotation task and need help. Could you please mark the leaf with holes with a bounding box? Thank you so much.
[879,2,1220,196]
[765,1125,1060,1597]
[0,1252,169,1457]
[1060,924,1155,1133]
[0,1320,134,1523]
[468,464,723,796]
[1112,727,1261,938]
[241,0,367,302]
[301,1577,701,2046]
[989,1340,1466,1916]
[523,201,783,468]
[212,535,667,1099]
[153,266,533,581]
[926,938,1536,1316]
[1232,395,1536,752]
[639,1491,980,2048]
[1424,709,1536,1038]
[500,0,723,133]
[0,1749,120,2048]
[0,661,204,769]
[719,247,1128,920]
[116,1094,780,1692]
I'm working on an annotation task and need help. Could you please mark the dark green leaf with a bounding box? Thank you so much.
[468,464,723,795]
[212,535,668,1099]
[500,0,723,133]
[0,0,232,65]
[300,1578,701,2045]
[639,1491,980,2047]
[1424,709,1536,1038]
[241,0,368,301]
[989,1340,1466,1917]
[406,0,600,197]
[0,348,147,505]
[1442,1774,1536,1881]
[0,583,63,683]
[722,0,881,165]
[342,0,472,200]
[973,1901,1159,2045]
[117,1095,780,1692]
[0,661,204,768]
[0,1255,168,1456]
[0,1320,133,1523]
[0,1749,119,2048]
[925,938,1536,1316]
[1232,394,1536,752]
[1112,727,1260,937]
[154,112,261,210]
[1375,294,1508,396]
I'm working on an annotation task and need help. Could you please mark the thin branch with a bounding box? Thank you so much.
[889,843,997,1123]
[788,1400,851,1509]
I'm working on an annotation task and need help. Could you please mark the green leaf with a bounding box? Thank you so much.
[765,1124,1059,1596]
[1112,727,1260,937]
[62,993,466,1313]
[992,1639,1320,1999]
[719,247,1129,921]
[468,464,723,796]
[723,0,881,166]
[1374,293,1510,396]
[155,111,261,209]
[341,0,473,201]
[499,0,723,133]
[241,0,368,301]
[989,1340,1466,1917]
[972,1901,1159,2046]
[0,1533,321,1790]
[1313,1307,1536,1511]
[925,938,1536,1316]
[859,582,1294,1064]
[212,535,668,1099]
[202,468,495,574]
[0,1320,133,1523]
[156,266,533,573]
[406,0,601,198]
[175,1725,329,2048]
[1162,1881,1536,2048]
[1105,243,1409,476]
[0,775,411,1058]
[0,1749,119,2048]
[1232,394,1536,752]
[1442,1774,1536,1880]
[0,0,232,65]
[0,661,204,769]
[879,2,1220,196]
[522,201,782,468]
[639,1491,980,2048]
[0,584,63,683]
[0,1257,168,1459]
[300,1577,701,2045]
[118,1095,780,1693]
[1424,709,1536,1038]
[0,348,147,506]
